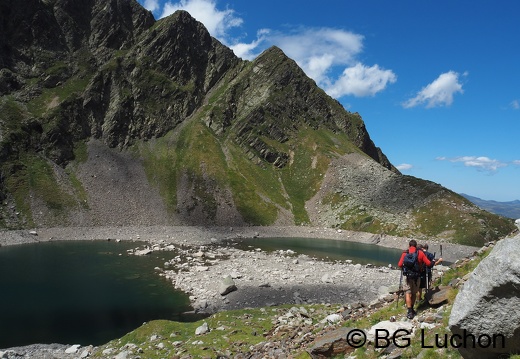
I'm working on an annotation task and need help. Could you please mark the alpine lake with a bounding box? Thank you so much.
[0,236,403,349]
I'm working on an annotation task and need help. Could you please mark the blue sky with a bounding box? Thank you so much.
[137,0,520,202]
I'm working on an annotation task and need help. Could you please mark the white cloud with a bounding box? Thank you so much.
[396,163,413,171]
[143,0,160,12]
[269,28,364,84]
[230,28,270,59]
[513,160,520,166]
[161,0,243,40]
[438,156,507,172]
[403,71,465,108]
[511,100,520,110]
[326,63,397,98]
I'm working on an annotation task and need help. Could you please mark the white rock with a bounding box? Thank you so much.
[115,351,129,359]
[420,322,437,330]
[230,271,242,279]
[65,345,81,354]
[134,248,152,256]
[195,321,210,335]
[102,348,113,355]
[324,314,342,324]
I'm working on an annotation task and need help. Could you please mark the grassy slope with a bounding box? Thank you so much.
[137,110,360,226]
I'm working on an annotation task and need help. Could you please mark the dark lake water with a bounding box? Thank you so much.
[0,240,193,349]
[0,236,405,349]
[230,237,404,266]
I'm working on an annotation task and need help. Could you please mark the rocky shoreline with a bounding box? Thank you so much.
[0,226,479,358]
[0,225,476,263]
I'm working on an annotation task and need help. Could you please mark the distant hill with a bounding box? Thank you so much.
[461,194,520,219]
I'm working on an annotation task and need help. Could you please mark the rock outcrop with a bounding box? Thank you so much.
[449,234,520,358]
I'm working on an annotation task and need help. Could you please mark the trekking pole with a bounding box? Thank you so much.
[432,251,436,288]
[439,245,444,284]
[396,269,403,309]
[426,268,429,292]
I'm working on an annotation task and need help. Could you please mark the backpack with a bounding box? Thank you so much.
[424,251,435,274]
[402,249,420,278]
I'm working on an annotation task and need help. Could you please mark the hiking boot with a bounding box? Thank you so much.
[407,308,415,319]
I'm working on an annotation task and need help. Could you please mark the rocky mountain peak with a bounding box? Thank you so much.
[0,0,515,244]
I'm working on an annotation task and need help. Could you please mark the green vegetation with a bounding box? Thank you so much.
[65,142,90,209]
[4,154,78,226]
[279,127,352,224]
[138,119,285,224]
[413,196,514,246]
[0,97,26,133]
[138,116,361,225]
[26,76,91,118]
[44,61,68,77]
[94,307,279,358]
[224,143,283,224]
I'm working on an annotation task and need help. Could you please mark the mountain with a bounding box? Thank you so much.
[460,194,520,219]
[0,0,515,246]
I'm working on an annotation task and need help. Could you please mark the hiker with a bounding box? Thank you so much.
[418,243,436,300]
[398,239,442,319]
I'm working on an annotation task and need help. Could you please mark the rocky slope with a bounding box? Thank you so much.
[0,0,515,245]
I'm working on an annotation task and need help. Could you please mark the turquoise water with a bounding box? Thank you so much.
[0,240,192,348]
[230,237,404,266]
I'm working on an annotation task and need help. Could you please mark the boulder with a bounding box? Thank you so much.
[449,235,520,359]
[307,327,358,358]
[134,248,153,256]
[65,345,80,354]
[195,322,210,335]
[427,285,452,305]
[219,275,237,295]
